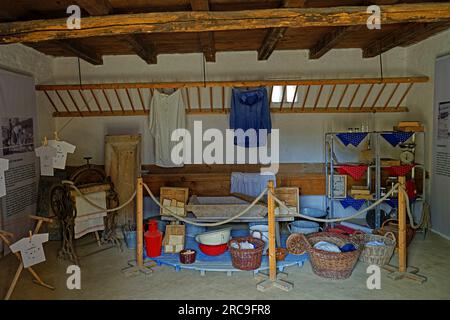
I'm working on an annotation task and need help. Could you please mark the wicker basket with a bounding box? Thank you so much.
[300,232,362,280]
[373,219,415,248]
[228,235,265,271]
[354,232,396,266]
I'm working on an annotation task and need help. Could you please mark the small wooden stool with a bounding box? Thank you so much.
[0,215,55,300]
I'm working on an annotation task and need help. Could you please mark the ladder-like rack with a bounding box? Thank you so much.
[35,76,428,117]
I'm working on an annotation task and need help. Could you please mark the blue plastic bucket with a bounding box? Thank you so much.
[123,231,137,249]
[288,220,322,234]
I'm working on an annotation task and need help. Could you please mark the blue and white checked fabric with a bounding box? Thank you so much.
[336,133,368,147]
[339,196,366,210]
[381,132,413,147]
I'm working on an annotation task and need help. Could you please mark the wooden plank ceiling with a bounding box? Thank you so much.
[0,0,450,65]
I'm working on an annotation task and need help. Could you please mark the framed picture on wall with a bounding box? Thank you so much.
[328,174,347,199]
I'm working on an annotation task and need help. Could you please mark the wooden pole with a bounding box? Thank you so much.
[256,180,293,291]
[136,177,144,267]
[398,176,407,273]
[267,180,276,282]
[36,76,429,91]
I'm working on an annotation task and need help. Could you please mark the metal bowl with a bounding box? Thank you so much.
[299,207,327,218]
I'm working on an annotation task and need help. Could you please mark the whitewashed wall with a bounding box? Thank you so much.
[406,29,450,237]
[51,48,410,166]
[0,44,55,139]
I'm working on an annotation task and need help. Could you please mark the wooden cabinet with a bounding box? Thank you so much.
[105,135,141,225]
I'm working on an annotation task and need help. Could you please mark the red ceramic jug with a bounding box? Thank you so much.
[144,220,162,257]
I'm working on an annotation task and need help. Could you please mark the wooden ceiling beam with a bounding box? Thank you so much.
[56,40,103,65]
[124,35,157,64]
[257,0,307,60]
[77,0,158,64]
[309,26,360,59]
[75,0,113,16]
[2,3,450,45]
[363,21,450,58]
[190,0,216,62]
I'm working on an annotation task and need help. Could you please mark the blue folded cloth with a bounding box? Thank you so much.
[336,132,368,147]
[381,132,413,147]
[340,196,366,210]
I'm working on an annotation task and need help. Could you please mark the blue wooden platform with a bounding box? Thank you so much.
[144,236,308,276]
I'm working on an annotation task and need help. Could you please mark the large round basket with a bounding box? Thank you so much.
[373,219,415,248]
[353,232,396,266]
[302,232,362,280]
[228,235,265,271]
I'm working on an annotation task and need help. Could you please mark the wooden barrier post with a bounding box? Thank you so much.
[121,177,154,276]
[136,177,144,268]
[398,176,407,273]
[383,175,426,283]
[267,180,276,281]
[256,180,293,292]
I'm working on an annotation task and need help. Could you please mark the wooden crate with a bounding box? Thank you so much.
[275,187,299,214]
[160,187,189,217]
[163,223,185,253]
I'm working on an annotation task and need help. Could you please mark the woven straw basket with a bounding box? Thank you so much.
[300,232,362,280]
[354,232,396,266]
[228,235,265,271]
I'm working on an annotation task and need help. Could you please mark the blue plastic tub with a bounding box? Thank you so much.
[123,231,137,249]
[299,207,326,218]
[288,220,322,234]
[248,221,268,227]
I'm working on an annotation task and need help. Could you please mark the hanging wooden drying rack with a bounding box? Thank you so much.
[35,76,427,117]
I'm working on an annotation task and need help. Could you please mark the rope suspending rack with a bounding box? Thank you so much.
[35,76,428,117]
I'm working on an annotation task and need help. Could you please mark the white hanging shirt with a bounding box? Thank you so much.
[0,158,9,197]
[48,140,76,169]
[35,145,57,176]
[9,233,49,268]
[149,89,186,167]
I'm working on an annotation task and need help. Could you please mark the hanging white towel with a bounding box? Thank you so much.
[74,191,107,239]
[230,172,276,197]
[149,89,186,167]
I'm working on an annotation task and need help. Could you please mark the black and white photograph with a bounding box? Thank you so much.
[438,101,450,141]
[1,117,34,155]
[1,0,450,308]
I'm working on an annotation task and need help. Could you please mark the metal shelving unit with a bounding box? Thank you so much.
[325,131,426,229]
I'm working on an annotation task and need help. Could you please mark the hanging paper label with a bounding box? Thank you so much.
[48,140,76,169]
[35,145,57,176]
[9,233,49,268]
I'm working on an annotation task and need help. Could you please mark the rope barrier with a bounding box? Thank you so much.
[61,180,137,217]
[63,179,426,230]
[269,183,400,223]
[142,182,268,227]
[398,186,427,230]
